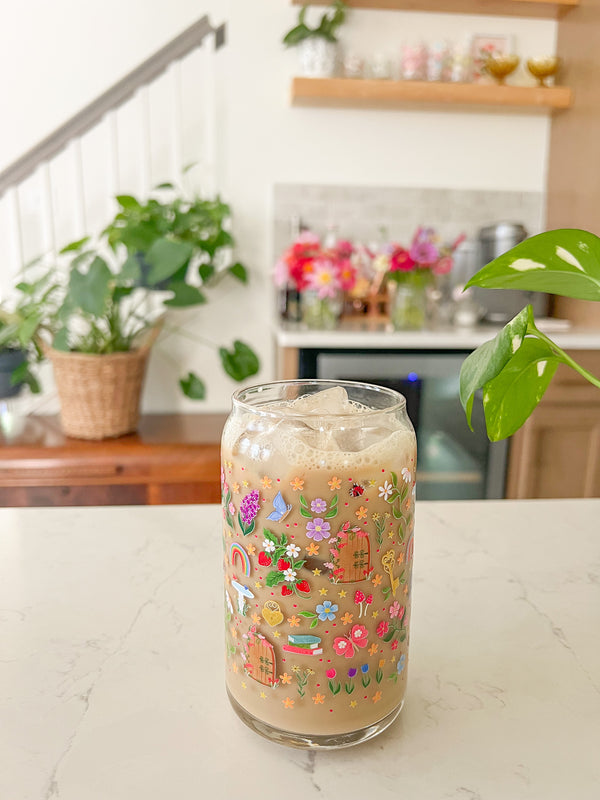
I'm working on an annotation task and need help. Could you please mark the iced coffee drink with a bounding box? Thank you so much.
[221,381,416,748]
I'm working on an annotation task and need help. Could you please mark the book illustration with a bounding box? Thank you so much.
[282,633,323,656]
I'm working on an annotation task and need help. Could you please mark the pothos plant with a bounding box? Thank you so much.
[282,0,347,46]
[460,228,600,440]
[14,187,259,399]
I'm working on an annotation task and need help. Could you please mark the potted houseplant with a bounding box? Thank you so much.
[12,187,259,439]
[460,228,600,440]
[283,0,347,78]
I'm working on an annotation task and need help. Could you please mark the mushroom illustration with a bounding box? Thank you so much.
[231,580,255,616]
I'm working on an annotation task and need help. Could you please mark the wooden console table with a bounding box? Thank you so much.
[0,414,226,507]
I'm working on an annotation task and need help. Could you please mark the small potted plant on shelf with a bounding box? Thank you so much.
[275,231,357,329]
[283,0,347,78]
[9,186,259,440]
[460,228,600,441]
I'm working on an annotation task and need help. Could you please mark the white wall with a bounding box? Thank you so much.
[0,2,556,413]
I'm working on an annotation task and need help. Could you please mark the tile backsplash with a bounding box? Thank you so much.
[273,183,544,260]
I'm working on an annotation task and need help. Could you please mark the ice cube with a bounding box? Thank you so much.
[291,386,355,416]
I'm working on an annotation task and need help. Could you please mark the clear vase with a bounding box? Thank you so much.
[301,291,343,330]
[390,281,428,331]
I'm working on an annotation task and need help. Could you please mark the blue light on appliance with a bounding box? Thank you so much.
[407,372,419,382]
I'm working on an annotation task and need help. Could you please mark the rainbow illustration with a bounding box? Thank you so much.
[230,542,252,576]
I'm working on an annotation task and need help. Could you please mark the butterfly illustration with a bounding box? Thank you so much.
[332,624,369,659]
[266,491,292,522]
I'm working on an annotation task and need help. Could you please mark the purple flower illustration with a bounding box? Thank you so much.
[310,497,327,514]
[306,518,331,542]
[239,489,260,525]
[347,667,357,678]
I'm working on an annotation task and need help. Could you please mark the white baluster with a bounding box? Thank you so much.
[170,60,185,186]
[202,36,217,197]
[108,110,120,215]
[72,138,87,234]
[8,187,24,275]
[139,86,152,196]
[41,162,56,259]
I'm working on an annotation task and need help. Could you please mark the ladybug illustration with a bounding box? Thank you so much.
[349,483,364,497]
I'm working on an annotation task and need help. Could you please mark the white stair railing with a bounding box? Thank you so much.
[0,15,225,294]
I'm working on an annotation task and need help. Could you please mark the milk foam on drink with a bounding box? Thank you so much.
[222,385,416,740]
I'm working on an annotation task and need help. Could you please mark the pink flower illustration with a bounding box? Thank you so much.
[377,620,390,638]
[239,489,260,525]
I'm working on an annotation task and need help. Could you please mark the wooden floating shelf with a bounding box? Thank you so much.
[291,77,573,113]
[290,0,579,19]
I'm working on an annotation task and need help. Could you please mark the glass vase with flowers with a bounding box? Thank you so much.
[386,228,463,331]
[274,233,357,329]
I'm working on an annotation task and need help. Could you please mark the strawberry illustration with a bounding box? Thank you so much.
[277,558,291,571]
[281,585,293,596]
[296,580,310,593]
[258,552,272,567]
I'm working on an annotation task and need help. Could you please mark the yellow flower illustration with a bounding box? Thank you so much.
[368,643,378,656]
[290,476,305,492]
[261,476,273,490]
[313,693,325,705]
[283,697,295,709]
[341,612,354,625]
[379,659,386,669]
[372,574,383,587]
[372,512,381,522]
[247,544,256,555]
[232,662,238,673]
[372,691,382,704]
[397,552,405,565]
[232,483,240,494]
[251,613,261,625]
[279,672,292,685]
[291,665,300,673]
[288,615,301,628]
[355,506,368,520]
[328,476,341,490]
[306,542,320,556]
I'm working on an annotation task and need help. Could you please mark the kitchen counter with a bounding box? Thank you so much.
[2,500,599,799]
[275,318,600,350]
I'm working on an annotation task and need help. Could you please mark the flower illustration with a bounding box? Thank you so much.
[368,643,378,656]
[347,667,357,678]
[372,691,382,704]
[401,467,412,484]
[247,544,256,555]
[312,693,325,704]
[328,476,341,490]
[306,518,331,542]
[280,673,292,685]
[372,574,382,587]
[261,476,273,490]
[287,615,300,627]
[305,542,320,556]
[232,482,240,494]
[391,640,399,651]
[285,543,301,558]
[389,601,401,619]
[316,600,338,621]
[377,620,390,638]
[290,476,305,492]
[310,497,327,514]
[361,663,369,674]
[283,697,295,709]
[239,490,260,526]
[263,538,276,553]
[360,663,371,687]
[228,501,235,516]
[326,668,336,679]
[283,568,297,582]
[355,506,368,520]
[341,612,354,625]
[378,481,393,500]
[397,654,406,674]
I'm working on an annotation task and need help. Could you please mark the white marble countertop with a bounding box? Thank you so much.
[2,500,600,799]
[275,320,600,351]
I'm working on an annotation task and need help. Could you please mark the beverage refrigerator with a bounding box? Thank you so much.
[298,349,508,501]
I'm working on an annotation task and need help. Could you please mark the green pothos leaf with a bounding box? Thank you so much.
[482,337,560,441]
[179,372,206,400]
[219,340,260,382]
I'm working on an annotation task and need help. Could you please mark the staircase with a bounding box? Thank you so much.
[0,15,226,297]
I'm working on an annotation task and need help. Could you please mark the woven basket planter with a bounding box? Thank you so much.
[46,337,156,440]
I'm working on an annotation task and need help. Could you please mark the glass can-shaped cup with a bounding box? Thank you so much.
[221,380,417,748]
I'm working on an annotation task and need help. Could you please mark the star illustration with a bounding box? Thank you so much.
[312,568,322,577]
[350,700,358,708]
[319,588,328,596]
[241,682,247,689]
[273,630,281,638]
[372,610,379,619]
[242,480,249,488]
[254,581,262,589]
[260,691,267,699]
[368,480,377,487]
[338,589,347,599]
